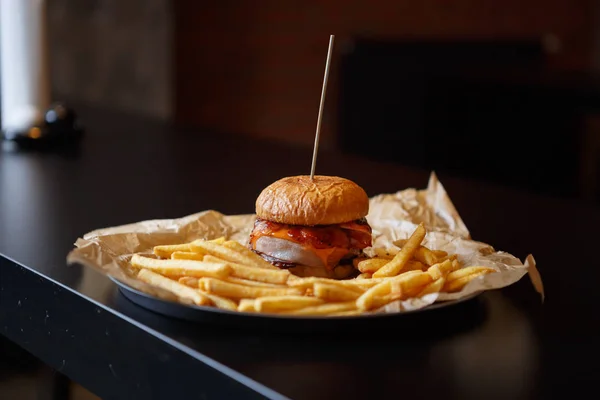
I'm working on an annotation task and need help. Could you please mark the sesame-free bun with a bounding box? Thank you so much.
[255,175,369,226]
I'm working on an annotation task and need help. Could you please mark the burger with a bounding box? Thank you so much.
[249,175,372,279]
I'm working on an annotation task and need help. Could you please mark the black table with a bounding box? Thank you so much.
[1,107,598,399]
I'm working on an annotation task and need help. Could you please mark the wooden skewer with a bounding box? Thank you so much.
[310,34,335,180]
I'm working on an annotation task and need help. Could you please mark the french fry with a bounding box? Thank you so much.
[287,277,367,292]
[178,276,199,287]
[131,255,231,279]
[200,278,302,299]
[132,222,493,316]
[399,272,433,298]
[444,271,492,292]
[137,269,210,306]
[346,279,387,290]
[447,266,496,282]
[358,258,425,275]
[238,299,256,312]
[437,254,458,263]
[171,251,205,261]
[331,310,362,316]
[190,240,276,269]
[222,240,280,270]
[426,259,454,280]
[404,260,427,272]
[356,271,427,310]
[357,258,389,273]
[285,301,357,316]
[203,255,289,284]
[352,256,369,268]
[313,283,363,302]
[393,239,408,248]
[356,281,391,311]
[210,236,227,244]
[202,293,238,310]
[226,276,288,288]
[416,277,446,297]
[414,246,438,266]
[153,243,193,258]
[254,296,324,313]
[431,250,448,259]
[369,294,399,309]
[333,265,355,279]
[451,259,461,271]
[373,224,426,278]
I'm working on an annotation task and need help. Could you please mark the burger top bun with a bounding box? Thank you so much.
[255,175,369,226]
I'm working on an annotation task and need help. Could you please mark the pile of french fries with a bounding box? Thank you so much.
[129,224,497,316]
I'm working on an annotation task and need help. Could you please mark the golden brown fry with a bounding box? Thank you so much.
[203,255,289,284]
[416,277,446,297]
[254,296,324,313]
[178,276,199,287]
[355,275,407,308]
[414,246,438,266]
[285,302,357,316]
[444,271,491,292]
[431,250,448,259]
[357,258,389,273]
[356,271,430,310]
[356,272,372,280]
[313,283,363,302]
[202,293,238,310]
[238,299,256,312]
[451,259,461,271]
[346,279,387,290]
[352,256,369,268]
[287,277,366,291]
[358,259,424,275]
[331,310,362,316]
[373,224,426,278]
[191,240,265,269]
[222,240,279,270]
[131,255,231,279]
[447,266,496,282]
[153,243,193,258]
[426,259,454,280]
[171,251,204,261]
[404,260,428,272]
[225,276,288,288]
[209,236,227,244]
[400,272,433,298]
[393,239,408,248]
[137,269,210,306]
[356,271,424,311]
[200,278,302,299]
[437,254,458,263]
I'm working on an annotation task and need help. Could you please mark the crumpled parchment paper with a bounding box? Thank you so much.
[66,172,544,313]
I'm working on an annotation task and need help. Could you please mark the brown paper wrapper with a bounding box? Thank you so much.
[66,172,544,313]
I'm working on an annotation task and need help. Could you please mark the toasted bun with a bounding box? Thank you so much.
[255,175,369,225]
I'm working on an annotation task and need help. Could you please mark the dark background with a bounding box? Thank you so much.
[38,0,600,202]
[2,0,600,399]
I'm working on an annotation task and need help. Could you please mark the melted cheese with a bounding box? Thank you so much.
[251,229,350,269]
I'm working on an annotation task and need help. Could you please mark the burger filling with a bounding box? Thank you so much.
[249,217,372,270]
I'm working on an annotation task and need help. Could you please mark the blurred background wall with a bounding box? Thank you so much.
[173,0,593,147]
[47,0,172,119]
[40,0,600,201]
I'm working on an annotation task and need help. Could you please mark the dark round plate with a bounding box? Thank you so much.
[110,276,483,329]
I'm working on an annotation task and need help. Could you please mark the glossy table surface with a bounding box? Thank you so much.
[1,107,598,399]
